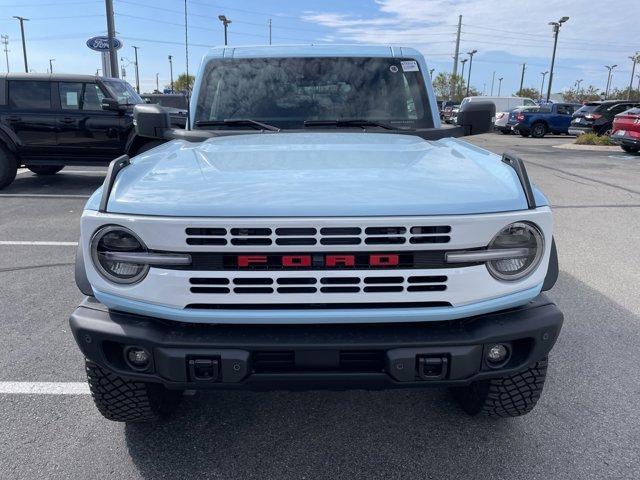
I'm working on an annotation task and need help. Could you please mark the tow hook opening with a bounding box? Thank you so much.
[416,356,449,381]
[188,357,220,382]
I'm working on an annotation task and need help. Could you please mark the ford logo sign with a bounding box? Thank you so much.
[86,36,123,52]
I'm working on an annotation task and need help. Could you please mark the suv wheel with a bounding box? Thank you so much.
[531,122,547,138]
[0,146,18,189]
[27,165,64,176]
[85,359,182,422]
[621,145,639,154]
[450,357,548,417]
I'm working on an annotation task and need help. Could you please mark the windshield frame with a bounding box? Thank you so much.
[193,56,435,131]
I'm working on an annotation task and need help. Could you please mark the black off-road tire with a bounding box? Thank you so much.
[531,122,547,138]
[85,359,182,422]
[621,145,639,154]
[450,357,548,417]
[0,146,18,189]
[27,165,64,175]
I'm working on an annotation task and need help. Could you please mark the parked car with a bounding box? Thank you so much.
[0,73,176,188]
[442,104,459,123]
[463,96,537,120]
[509,103,581,138]
[494,106,534,134]
[610,107,640,153]
[569,100,640,136]
[141,93,188,127]
[70,44,562,423]
[439,100,456,119]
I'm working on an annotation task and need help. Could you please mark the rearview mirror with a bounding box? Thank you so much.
[456,101,496,136]
[101,98,123,112]
[134,104,171,139]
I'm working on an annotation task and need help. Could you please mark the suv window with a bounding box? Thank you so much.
[60,82,106,110]
[9,81,51,109]
[556,105,573,115]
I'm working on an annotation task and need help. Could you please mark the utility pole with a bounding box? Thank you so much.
[218,15,231,46]
[546,16,569,102]
[268,18,272,45]
[540,71,548,101]
[104,0,119,78]
[155,73,159,92]
[429,68,434,79]
[132,45,140,93]
[459,58,468,98]
[518,63,526,95]
[497,77,503,96]
[168,55,174,92]
[49,58,55,74]
[628,53,639,100]
[490,71,495,96]
[465,49,477,98]
[451,14,462,100]
[604,64,617,99]
[1,35,9,72]
[575,78,583,100]
[13,16,29,73]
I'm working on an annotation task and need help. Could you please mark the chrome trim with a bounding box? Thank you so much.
[103,252,192,265]
[445,248,531,263]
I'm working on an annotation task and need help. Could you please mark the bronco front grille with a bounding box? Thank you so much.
[185,224,451,247]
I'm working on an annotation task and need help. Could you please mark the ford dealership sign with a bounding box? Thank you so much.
[86,36,122,52]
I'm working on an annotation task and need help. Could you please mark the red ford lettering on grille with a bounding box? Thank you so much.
[326,255,355,267]
[237,255,268,267]
[282,255,312,267]
[369,254,400,266]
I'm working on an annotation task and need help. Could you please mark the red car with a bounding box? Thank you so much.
[610,107,640,153]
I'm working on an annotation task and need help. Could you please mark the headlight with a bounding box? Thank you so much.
[90,225,149,284]
[486,222,544,281]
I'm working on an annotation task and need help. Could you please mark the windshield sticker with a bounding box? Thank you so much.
[401,60,419,72]
[389,65,399,73]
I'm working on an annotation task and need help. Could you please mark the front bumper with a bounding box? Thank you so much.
[568,125,593,136]
[609,133,640,148]
[69,295,563,390]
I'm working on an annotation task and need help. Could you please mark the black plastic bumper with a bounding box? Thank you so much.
[69,295,563,390]
[610,135,640,148]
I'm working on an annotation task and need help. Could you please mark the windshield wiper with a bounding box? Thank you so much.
[303,119,404,130]
[195,119,280,132]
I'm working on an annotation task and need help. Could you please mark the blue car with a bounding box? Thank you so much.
[69,45,562,422]
[508,103,581,138]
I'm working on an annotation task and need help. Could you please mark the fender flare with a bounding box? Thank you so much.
[0,125,20,153]
[75,241,94,297]
[542,238,558,291]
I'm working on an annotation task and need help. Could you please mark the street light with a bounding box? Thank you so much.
[604,64,617,99]
[546,16,569,102]
[459,58,468,98]
[48,58,55,74]
[218,15,231,46]
[168,55,174,92]
[540,71,548,101]
[497,77,503,96]
[155,73,159,93]
[13,16,29,73]
[465,50,477,97]
[628,53,639,100]
[575,78,583,100]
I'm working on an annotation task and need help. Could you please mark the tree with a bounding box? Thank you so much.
[514,87,540,100]
[562,84,602,103]
[432,72,475,102]
[169,73,195,93]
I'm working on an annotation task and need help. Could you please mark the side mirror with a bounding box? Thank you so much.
[101,98,122,112]
[456,101,496,135]
[134,104,172,139]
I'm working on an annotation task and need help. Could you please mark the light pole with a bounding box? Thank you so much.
[168,55,174,92]
[105,0,119,78]
[539,71,548,101]
[459,58,468,98]
[1,35,9,72]
[490,71,495,96]
[13,16,29,73]
[132,45,140,93]
[628,53,639,100]
[465,50,477,97]
[155,73,159,93]
[497,77,503,96]
[268,18,272,45]
[575,78,583,100]
[546,16,569,102]
[218,15,231,46]
[49,58,55,74]
[604,64,617,99]
[518,63,526,95]
[429,68,434,79]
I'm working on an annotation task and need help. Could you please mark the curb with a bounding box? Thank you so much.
[553,143,621,152]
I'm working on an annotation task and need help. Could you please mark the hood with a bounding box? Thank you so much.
[97,133,532,217]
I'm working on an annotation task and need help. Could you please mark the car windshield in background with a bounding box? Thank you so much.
[144,95,188,109]
[103,80,143,105]
[194,57,434,129]
[575,103,602,114]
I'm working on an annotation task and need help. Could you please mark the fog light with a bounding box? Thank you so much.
[125,347,150,369]
[486,344,508,364]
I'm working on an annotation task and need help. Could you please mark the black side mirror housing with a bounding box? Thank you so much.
[456,101,496,135]
[134,104,172,139]
[101,98,123,112]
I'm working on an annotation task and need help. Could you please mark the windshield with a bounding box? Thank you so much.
[103,80,143,105]
[194,57,434,129]
[575,103,602,115]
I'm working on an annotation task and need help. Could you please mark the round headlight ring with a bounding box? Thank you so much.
[90,225,149,285]
[486,222,544,282]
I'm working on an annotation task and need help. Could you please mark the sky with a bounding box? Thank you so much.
[0,0,639,96]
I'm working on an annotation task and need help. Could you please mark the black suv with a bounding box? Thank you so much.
[568,100,640,136]
[0,74,169,188]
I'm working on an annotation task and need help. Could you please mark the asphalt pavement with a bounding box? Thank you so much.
[1,135,639,479]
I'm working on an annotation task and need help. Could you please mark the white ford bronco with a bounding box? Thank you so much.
[70,45,562,422]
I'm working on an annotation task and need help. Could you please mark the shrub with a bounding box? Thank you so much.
[575,133,614,146]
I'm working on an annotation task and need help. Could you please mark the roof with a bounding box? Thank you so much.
[0,73,119,82]
[202,44,423,61]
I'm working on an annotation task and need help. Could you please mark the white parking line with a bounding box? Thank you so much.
[0,382,90,395]
[0,194,90,198]
[0,241,78,246]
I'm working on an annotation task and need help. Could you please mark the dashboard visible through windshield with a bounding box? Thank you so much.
[194,57,434,129]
